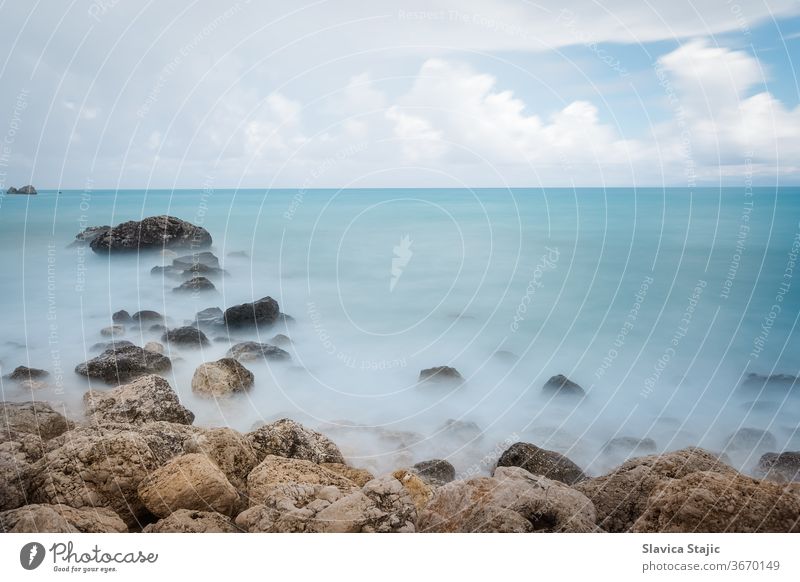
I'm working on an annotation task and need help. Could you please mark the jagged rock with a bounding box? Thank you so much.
[83,374,194,425]
[574,447,736,532]
[226,341,290,362]
[75,345,171,384]
[144,341,164,354]
[632,471,800,532]
[319,463,375,487]
[756,452,800,482]
[392,469,434,511]
[223,296,280,328]
[100,324,124,337]
[137,453,239,518]
[247,419,345,464]
[183,428,258,489]
[418,366,463,384]
[0,504,127,533]
[419,466,597,532]
[191,358,254,398]
[89,215,212,253]
[0,401,71,440]
[542,374,585,397]
[131,310,163,323]
[495,442,586,485]
[413,459,456,486]
[247,455,357,506]
[162,326,210,348]
[5,366,49,382]
[7,185,37,195]
[142,509,240,533]
[173,276,216,293]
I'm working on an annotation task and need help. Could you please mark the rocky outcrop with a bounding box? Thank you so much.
[756,452,800,483]
[574,447,736,532]
[173,276,216,293]
[183,428,258,489]
[542,374,585,397]
[83,374,194,426]
[161,326,210,348]
[6,185,37,195]
[223,296,280,328]
[419,466,597,532]
[247,455,357,506]
[142,509,240,533]
[495,442,586,485]
[413,459,456,486]
[226,341,290,362]
[100,324,124,337]
[247,419,345,464]
[0,504,127,533]
[0,401,71,440]
[632,471,800,532]
[418,366,463,384]
[75,345,171,384]
[191,358,254,397]
[89,216,212,253]
[137,453,239,518]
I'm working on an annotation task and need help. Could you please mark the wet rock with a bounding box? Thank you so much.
[247,455,357,506]
[112,309,132,323]
[183,428,258,489]
[270,334,292,347]
[724,428,777,454]
[419,466,597,533]
[90,340,135,352]
[5,366,49,382]
[0,504,127,533]
[418,366,463,384]
[438,419,482,441]
[194,307,224,327]
[131,310,163,323]
[542,374,585,397]
[173,251,220,270]
[495,442,586,485]
[144,341,164,354]
[75,345,171,384]
[162,326,210,348]
[223,296,280,328]
[100,324,124,337]
[138,453,240,518]
[83,374,195,426]
[319,463,375,487]
[413,459,456,486]
[89,215,212,253]
[70,225,110,247]
[0,401,71,440]
[173,276,216,293]
[603,436,658,457]
[632,471,800,532]
[247,419,345,464]
[226,341,290,362]
[142,509,240,533]
[191,358,254,398]
[740,373,798,393]
[756,452,800,482]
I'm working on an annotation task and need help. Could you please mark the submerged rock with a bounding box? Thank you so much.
[226,341,290,362]
[724,428,777,454]
[5,366,49,382]
[70,225,110,247]
[495,442,586,485]
[173,276,216,293]
[112,309,132,323]
[194,307,224,327]
[100,324,124,337]
[83,374,195,426]
[131,310,163,323]
[191,358,254,398]
[756,452,800,482]
[75,345,171,384]
[223,296,280,328]
[603,436,658,457]
[418,366,463,384]
[173,251,220,270]
[542,374,586,397]
[0,504,127,533]
[89,215,212,253]
[247,419,345,464]
[162,326,210,348]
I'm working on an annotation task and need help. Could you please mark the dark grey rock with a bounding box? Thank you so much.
[112,310,132,324]
[75,345,171,384]
[89,215,212,253]
[226,342,290,362]
[495,442,587,485]
[413,459,456,486]
[418,366,463,384]
[5,366,49,381]
[173,276,216,293]
[756,452,800,482]
[223,296,280,328]
[161,326,210,348]
[542,374,585,397]
[131,310,163,323]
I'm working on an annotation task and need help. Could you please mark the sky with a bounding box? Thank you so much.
[0,0,798,189]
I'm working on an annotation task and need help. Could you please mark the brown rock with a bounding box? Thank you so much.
[83,374,194,425]
[319,463,375,487]
[247,418,345,464]
[191,358,254,397]
[0,401,71,440]
[0,504,127,533]
[183,428,258,489]
[247,455,357,506]
[143,509,240,533]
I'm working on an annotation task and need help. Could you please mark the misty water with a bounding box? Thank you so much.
[1,187,798,477]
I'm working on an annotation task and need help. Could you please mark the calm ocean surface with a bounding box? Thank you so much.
[1,187,798,475]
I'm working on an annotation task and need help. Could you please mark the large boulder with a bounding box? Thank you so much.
[755,452,800,483]
[574,447,736,532]
[0,504,127,533]
[137,453,240,518]
[236,474,416,533]
[226,341,290,362]
[5,366,49,382]
[542,374,585,397]
[191,358,254,398]
[161,326,210,348]
[83,374,194,426]
[632,471,800,532]
[223,296,280,327]
[0,401,71,440]
[246,455,357,505]
[419,466,597,532]
[142,509,240,533]
[495,442,586,485]
[183,428,258,489]
[89,215,212,253]
[247,418,345,464]
[413,459,456,486]
[319,463,375,487]
[75,345,171,384]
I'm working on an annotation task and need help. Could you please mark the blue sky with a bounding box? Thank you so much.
[0,1,798,188]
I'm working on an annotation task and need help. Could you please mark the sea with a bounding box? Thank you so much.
[1,187,798,476]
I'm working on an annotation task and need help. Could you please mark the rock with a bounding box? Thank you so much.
[227,250,248,258]
[137,453,239,518]
[419,466,597,532]
[142,509,240,533]
[725,428,777,454]
[89,215,212,253]
[495,442,586,485]
[438,419,482,441]
[226,341,291,362]
[0,504,127,533]
[83,374,195,426]
[413,459,456,486]
[161,326,210,348]
[5,187,16,193]
[223,296,280,328]
[574,447,736,532]
[191,358,254,398]
[100,324,124,337]
[131,310,163,323]
[392,469,434,511]
[75,344,171,384]
[5,366,49,382]
[603,436,658,457]
[632,471,800,532]
[756,452,800,482]
[247,419,345,464]
[149,324,166,333]
[418,366,463,384]
[319,463,375,487]
[270,334,292,346]
[237,474,416,533]
[151,265,182,279]
[542,374,586,397]
[194,307,224,327]
[144,341,164,354]
[740,373,798,393]
[183,428,258,489]
[70,225,110,247]
[112,309,132,323]
[247,455,357,505]
[0,431,47,510]
[7,185,37,195]
[493,350,518,362]
[181,263,227,279]
[173,251,220,270]
[0,401,71,440]
[91,340,135,352]
[173,276,216,293]
[28,428,160,527]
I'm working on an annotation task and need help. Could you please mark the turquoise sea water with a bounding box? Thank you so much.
[0,187,798,475]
